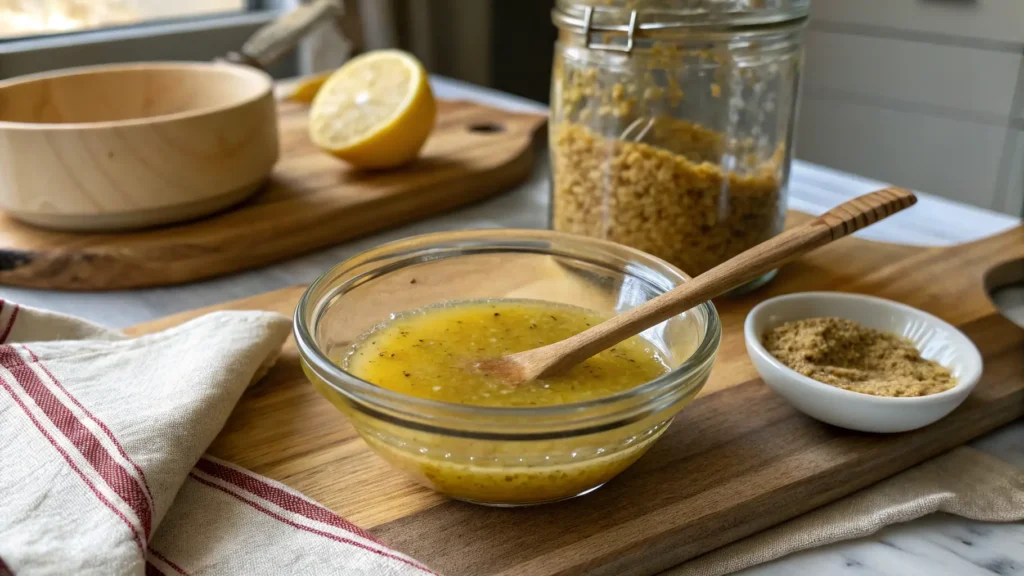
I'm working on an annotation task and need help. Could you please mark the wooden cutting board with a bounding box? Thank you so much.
[126,217,1024,576]
[0,99,546,290]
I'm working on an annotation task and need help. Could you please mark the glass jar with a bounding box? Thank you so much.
[550,0,808,289]
[295,229,720,506]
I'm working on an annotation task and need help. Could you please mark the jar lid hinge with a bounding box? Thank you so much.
[582,6,638,54]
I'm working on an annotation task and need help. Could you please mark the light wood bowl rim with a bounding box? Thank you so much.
[0,61,274,131]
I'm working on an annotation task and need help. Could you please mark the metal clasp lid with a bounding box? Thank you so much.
[582,6,638,53]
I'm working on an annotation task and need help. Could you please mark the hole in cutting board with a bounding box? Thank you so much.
[468,122,505,134]
[986,258,1024,328]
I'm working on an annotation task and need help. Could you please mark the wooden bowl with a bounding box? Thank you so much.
[0,62,278,231]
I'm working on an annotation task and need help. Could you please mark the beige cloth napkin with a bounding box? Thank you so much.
[0,300,433,576]
[665,444,1024,576]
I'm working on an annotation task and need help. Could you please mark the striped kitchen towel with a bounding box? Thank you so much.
[0,301,433,576]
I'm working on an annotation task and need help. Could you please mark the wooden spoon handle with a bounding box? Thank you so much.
[529,187,917,378]
[818,186,917,241]
[676,187,919,309]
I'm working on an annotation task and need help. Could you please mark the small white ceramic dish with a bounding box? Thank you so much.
[744,291,983,433]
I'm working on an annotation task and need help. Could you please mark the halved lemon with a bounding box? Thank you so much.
[309,50,436,169]
[287,71,330,103]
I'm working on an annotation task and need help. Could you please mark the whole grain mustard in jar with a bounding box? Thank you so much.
[550,0,808,290]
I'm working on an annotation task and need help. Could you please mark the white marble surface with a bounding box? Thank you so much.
[1,77,1021,575]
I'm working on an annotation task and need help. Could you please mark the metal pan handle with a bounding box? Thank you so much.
[224,0,343,70]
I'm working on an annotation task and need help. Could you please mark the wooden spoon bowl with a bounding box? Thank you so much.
[0,62,278,231]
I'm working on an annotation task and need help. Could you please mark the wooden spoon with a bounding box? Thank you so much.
[479,187,917,384]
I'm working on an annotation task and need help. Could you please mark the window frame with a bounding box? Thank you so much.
[0,0,299,80]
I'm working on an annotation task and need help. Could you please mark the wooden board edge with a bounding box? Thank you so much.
[0,105,548,291]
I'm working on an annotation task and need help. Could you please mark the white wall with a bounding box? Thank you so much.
[796,0,1024,216]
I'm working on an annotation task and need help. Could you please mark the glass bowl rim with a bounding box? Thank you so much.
[294,228,721,424]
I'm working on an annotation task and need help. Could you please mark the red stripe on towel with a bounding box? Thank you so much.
[0,345,152,539]
[0,345,18,368]
[0,303,18,344]
[23,345,155,507]
[189,472,435,574]
[0,375,145,553]
[195,457,378,542]
[149,550,190,576]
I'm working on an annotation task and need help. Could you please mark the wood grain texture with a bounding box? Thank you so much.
[226,0,343,70]
[0,99,546,289]
[817,186,916,239]
[124,218,1024,576]
[0,62,279,231]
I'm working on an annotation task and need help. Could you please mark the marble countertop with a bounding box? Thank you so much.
[1,77,1020,575]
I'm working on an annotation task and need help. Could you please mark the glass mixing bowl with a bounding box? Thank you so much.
[294,229,721,506]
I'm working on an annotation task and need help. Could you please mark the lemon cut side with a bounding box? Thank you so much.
[309,50,436,169]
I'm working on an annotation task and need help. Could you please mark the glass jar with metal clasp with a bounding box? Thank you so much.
[550,1,808,290]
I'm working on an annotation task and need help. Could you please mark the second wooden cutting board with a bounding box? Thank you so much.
[0,99,546,290]
[126,216,1024,576]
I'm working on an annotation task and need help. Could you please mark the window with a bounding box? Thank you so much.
[0,1,251,40]
[0,0,298,80]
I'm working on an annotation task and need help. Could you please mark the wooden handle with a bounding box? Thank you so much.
[224,0,343,69]
[818,187,917,241]
[525,187,918,378]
